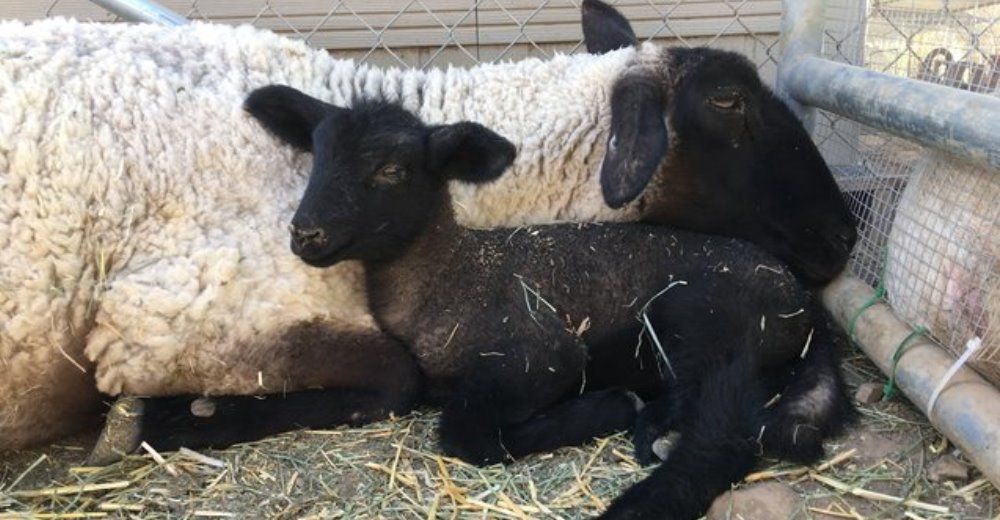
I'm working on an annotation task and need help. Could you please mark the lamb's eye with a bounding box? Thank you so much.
[708,95,740,110]
[372,164,406,186]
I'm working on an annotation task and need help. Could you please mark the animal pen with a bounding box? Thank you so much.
[1,0,999,517]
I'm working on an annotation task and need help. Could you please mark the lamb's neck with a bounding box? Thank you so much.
[366,197,464,275]
[362,196,467,334]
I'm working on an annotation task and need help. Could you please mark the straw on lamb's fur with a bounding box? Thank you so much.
[0,18,644,448]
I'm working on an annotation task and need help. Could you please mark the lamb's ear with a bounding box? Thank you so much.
[581,0,637,54]
[600,75,668,208]
[244,85,336,151]
[427,122,516,184]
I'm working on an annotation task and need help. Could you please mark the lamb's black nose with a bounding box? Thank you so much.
[290,225,327,251]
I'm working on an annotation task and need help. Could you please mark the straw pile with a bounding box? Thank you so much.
[2,354,999,519]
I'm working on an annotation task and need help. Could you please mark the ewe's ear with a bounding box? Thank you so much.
[244,85,336,151]
[600,75,668,208]
[427,122,516,184]
[581,0,637,54]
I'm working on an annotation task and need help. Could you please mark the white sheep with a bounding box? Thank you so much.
[0,17,628,448]
[885,153,999,385]
[0,0,853,449]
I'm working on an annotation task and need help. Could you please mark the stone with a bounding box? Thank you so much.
[854,432,900,461]
[928,454,969,483]
[854,382,884,404]
[707,482,803,520]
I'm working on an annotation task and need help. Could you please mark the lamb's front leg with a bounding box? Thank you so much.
[86,331,421,465]
[437,337,640,465]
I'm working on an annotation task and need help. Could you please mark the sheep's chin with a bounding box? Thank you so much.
[296,240,356,268]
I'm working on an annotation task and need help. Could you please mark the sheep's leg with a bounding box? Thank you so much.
[438,384,642,466]
[597,356,764,520]
[622,292,753,466]
[92,387,411,459]
[495,389,643,458]
[756,310,856,464]
[437,332,640,465]
[628,361,713,466]
[86,333,420,464]
[630,396,676,465]
[628,305,856,470]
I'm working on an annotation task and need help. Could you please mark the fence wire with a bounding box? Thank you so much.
[819,0,999,384]
[39,0,782,74]
[22,1,1000,383]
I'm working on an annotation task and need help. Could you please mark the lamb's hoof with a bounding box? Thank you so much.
[85,396,145,466]
[625,391,645,412]
[190,397,216,417]
[651,431,681,462]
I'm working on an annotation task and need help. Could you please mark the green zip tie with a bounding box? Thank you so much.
[882,325,929,401]
[847,283,885,344]
[848,248,889,345]
[843,248,927,401]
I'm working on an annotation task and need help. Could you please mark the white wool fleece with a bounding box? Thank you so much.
[0,19,652,447]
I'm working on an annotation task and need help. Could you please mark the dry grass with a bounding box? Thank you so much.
[1,412,645,519]
[2,352,999,519]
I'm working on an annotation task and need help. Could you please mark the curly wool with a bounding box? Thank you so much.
[0,19,653,447]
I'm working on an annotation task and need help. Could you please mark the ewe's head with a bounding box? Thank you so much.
[244,85,515,267]
[583,0,857,285]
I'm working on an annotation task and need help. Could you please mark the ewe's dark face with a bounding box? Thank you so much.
[656,48,856,284]
[244,86,515,267]
[599,49,856,284]
[583,0,856,285]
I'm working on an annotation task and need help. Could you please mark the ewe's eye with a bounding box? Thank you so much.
[371,164,407,186]
[708,95,741,110]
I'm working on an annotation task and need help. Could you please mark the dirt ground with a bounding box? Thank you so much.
[2,349,998,519]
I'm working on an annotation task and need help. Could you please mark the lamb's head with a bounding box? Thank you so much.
[583,0,856,285]
[244,85,516,267]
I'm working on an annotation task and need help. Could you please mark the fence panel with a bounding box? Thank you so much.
[3,0,781,77]
[814,0,999,383]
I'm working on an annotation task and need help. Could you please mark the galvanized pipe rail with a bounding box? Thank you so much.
[777,0,1000,170]
[89,0,186,26]
[783,55,1000,170]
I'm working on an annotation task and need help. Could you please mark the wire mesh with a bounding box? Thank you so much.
[33,1,783,76]
[819,0,999,384]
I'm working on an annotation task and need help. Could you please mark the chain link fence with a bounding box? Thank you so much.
[28,1,783,75]
[819,0,999,384]
[7,0,1000,382]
